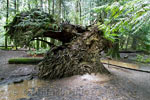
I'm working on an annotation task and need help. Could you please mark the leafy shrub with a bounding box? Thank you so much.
[136,54,150,63]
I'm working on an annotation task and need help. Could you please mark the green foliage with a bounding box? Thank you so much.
[8,57,42,64]
[93,0,150,50]
[0,47,12,50]
[136,54,144,62]
[27,48,49,55]
[0,0,149,52]
[6,9,59,46]
[136,54,150,63]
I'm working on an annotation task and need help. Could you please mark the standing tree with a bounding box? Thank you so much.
[5,0,9,49]
[48,0,51,14]
[16,0,19,12]
[52,0,54,15]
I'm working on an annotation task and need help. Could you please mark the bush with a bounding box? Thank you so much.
[136,54,150,63]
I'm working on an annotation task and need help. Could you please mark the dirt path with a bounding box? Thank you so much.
[0,50,37,85]
[0,50,150,100]
[105,65,150,100]
[26,66,150,100]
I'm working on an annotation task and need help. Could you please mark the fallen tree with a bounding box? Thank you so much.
[6,9,86,45]
[6,9,111,79]
[39,26,110,79]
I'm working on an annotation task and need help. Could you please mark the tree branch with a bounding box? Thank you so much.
[31,38,55,47]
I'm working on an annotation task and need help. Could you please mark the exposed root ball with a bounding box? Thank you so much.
[38,27,110,79]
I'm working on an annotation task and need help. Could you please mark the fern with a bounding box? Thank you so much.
[93,0,150,49]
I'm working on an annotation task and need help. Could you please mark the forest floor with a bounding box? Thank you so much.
[0,50,150,100]
[0,50,37,85]
[120,52,150,71]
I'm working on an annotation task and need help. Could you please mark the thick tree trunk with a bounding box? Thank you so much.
[42,23,87,43]
[38,26,110,79]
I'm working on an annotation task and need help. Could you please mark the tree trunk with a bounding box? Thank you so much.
[36,38,39,50]
[90,0,92,24]
[16,0,19,12]
[42,23,87,43]
[14,0,18,50]
[125,36,130,50]
[52,0,55,15]
[14,0,17,14]
[108,41,120,59]
[35,0,38,8]
[58,0,62,18]
[79,0,82,22]
[40,0,43,10]
[48,0,51,14]
[28,0,31,10]
[131,38,137,50]
[6,9,111,79]
[5,0,9,49]
[38,26,110,79]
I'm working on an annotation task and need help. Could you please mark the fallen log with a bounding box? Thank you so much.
[38,26,110,79]
[43,24,86,43]
[6,9,111,79]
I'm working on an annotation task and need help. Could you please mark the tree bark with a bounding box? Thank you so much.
[58,0,62,18]
[14,0,18,50]
[35,0,38,8]
[131,38,137,50]
[52,0,55,15]
[48,0,51,14]
[32,38,54,47]
[14,0,17,14]
[5,0,9,49]
[16,0,19,12]
[40,0,43,10]
[28,0,31,10]
[79,0,82,22]
[6,9,111,79]
[42,23,87,43]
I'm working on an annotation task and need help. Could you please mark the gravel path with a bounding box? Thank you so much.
[0,50,150,100]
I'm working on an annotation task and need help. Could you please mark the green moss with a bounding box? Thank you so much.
[136,54,150,63]
[6,9,59,46]
[8,57,42,64]
[0,47,12,50]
